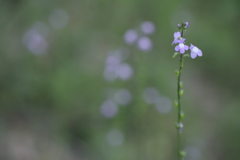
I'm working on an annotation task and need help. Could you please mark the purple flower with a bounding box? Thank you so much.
[172,32,185,45]
[177,24,181,28]
[175,43,189,54]
[190,44,202,59]
[185,22,189,28]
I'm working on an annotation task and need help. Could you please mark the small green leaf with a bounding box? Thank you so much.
[183,54,190,58]
[175,70,179,76]
[172,52,179,58]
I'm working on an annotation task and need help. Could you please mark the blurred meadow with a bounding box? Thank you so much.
[1,0,240,159]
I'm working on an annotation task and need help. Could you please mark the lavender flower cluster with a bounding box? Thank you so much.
[172,22,202,59]
[23,9,69,55]
[124,21,155,52]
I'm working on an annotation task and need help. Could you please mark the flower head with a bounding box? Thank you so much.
[185,22,189,28]
[190,44,202,59]
[172,32,185,45]
[175,43,189,54]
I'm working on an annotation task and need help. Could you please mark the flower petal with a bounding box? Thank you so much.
[190,44,194,50]
[172,40,176,45]
[174,32,181,38]
[179,48,185,54]
[175,45,180,51]
[179,38,186,43]
[184,45,189,50]
[198,50,203,56]
[179,43,184,49]
[191,52,197,59]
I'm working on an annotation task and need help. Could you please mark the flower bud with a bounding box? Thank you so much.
[179,81,183,88]
[175,70,179,76]
[174,100,179,107]
[175,123,180,129]
[179,151,186,157]
[180,61,184,67]
[180,111,184,119]
[179,90,184,96]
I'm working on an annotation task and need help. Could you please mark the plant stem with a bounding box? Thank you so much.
[177,30,184,160]
[177,54,183,160]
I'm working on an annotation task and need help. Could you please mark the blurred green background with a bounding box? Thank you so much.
[0,0,240,159]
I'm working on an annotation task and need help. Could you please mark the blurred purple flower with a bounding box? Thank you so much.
[140,21,155,35]
[175,43,189,54]
[117,63,133,80]
[137,37,152,52]
[124,29,138,45]
[23,30,48,55]
[185,22,189,28]
[190,44,202,59]
[106,53,122,69]
[100,100,118,118]
[172,32,185,45]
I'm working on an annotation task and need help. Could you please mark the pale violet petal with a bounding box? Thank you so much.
[174,32,181,38]
[179,48,185,54]
[179,43,184,49]
[175,45,180,51]
[191,52,197,59]
[190,44,194,50]
[198,50,203,56]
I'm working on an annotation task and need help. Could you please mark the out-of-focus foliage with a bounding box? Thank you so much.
[0,0,240,160]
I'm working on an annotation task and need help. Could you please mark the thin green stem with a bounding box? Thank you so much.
[177,54,183,160]
[177,30,184,160]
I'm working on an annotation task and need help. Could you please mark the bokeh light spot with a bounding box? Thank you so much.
[100,100,118,118]
[124,29,138,45]
[137,37,152,52]
[140,21,155,35]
